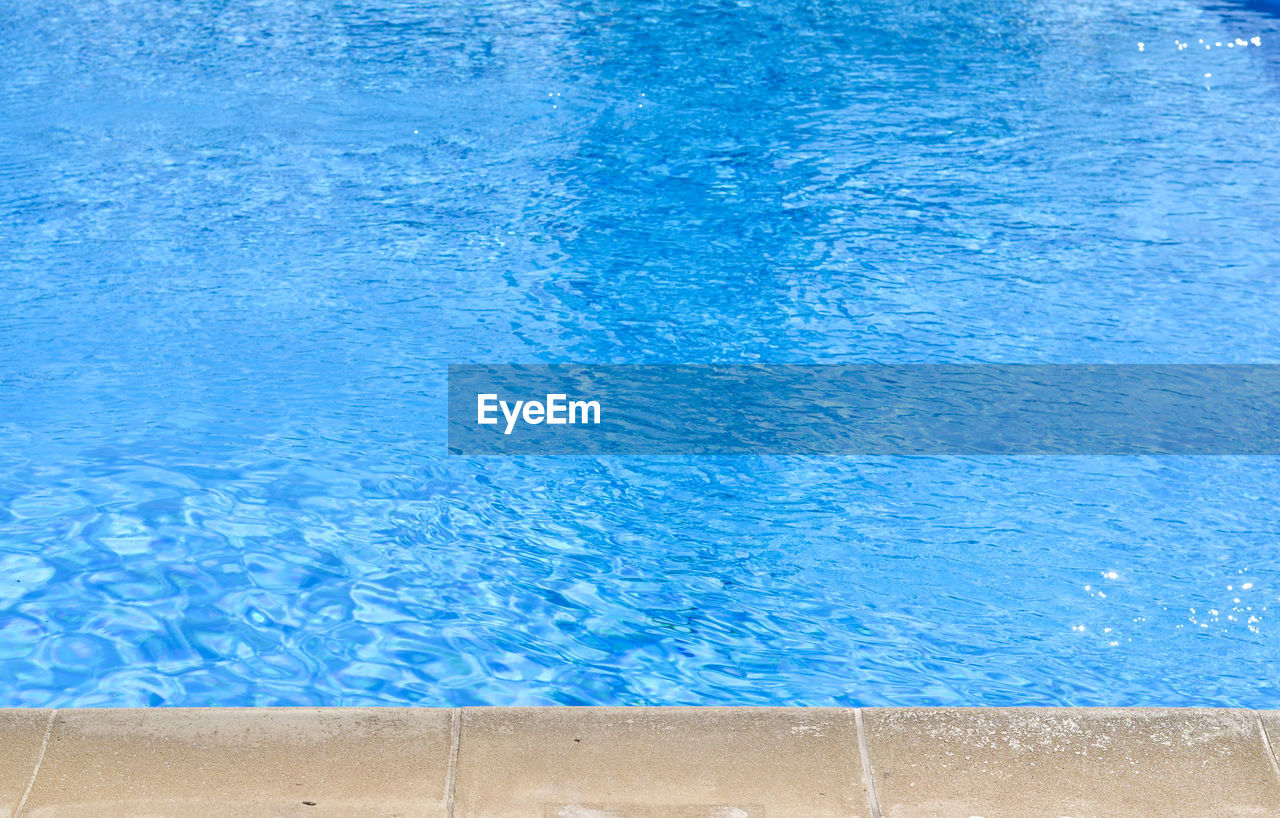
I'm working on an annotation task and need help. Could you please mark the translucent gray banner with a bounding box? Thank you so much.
[447,365,1280,455]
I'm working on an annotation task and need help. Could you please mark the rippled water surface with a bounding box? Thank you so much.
[3,0,1280,707]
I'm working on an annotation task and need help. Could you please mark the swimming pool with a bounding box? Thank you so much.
[2,0,1279,708]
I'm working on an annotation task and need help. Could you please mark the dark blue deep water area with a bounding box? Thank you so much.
[3,0,1280,706]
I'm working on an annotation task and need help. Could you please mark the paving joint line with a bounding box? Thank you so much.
[854,708,882,818]
[445,707,461,818]
[1256,711,1280,789]
[14,709,57,818]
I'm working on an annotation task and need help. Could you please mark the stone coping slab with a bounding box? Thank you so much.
[863,707,1280,818]
[453,706,870,817]
[0,707,1277,817]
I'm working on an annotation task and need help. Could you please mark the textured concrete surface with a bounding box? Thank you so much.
[17,708,451,818]
[864,707,1280,818]
[1260,710,1280,782]
[2,707,1280,817]
[0,709,51,818]
[452,706,870,818]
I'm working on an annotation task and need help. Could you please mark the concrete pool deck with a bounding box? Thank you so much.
[2,708,1280,817]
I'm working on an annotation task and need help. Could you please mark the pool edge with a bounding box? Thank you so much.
[2,706,1278,816]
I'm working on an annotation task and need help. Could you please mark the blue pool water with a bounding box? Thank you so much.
[3,0,1280,708]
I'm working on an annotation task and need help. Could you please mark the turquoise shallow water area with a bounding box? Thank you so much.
[2,0,1280,707]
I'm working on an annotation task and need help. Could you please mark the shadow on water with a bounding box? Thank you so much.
[1205,0,1280,23]
[1237,0,1280,18]
[535,0,1049,363]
